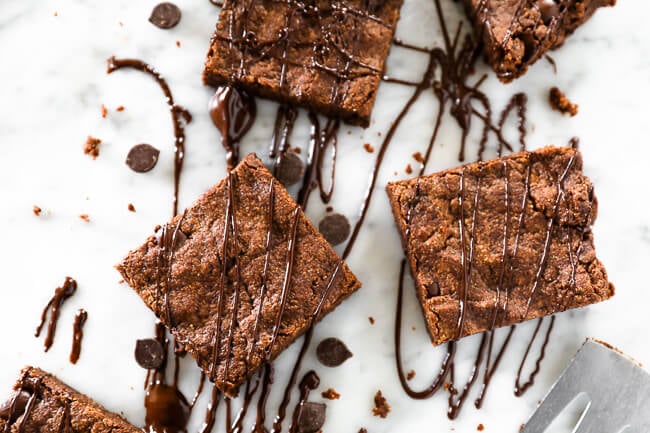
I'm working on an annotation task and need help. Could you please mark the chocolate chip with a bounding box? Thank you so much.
[296,402,326,433]
[126,144,160,173]
[316,337,352,367]
[135,339,165,369]
[275,153,305,186]
[149,3,181,29]
[318,213,350,246]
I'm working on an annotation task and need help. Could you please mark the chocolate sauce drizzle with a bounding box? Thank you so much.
[69,309,88,364]
[35,277,77,352]
[1,374,45,433]
[107,57,192,216]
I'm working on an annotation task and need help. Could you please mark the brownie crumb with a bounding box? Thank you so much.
[477,424,485,431]
[549,87,578,116]
[101,104,108,118]
[407,370,416,380]
[128,203,136,212]
[84,136,102,159]
[372,390,390,418]
[54,11,58,17]
[412,152,424,163]
[363,143,375,153]
[321,388,340,400]
[405,164,412,174]
[176,40,181,48]
[154,224,162,233]
[368,317,375,325]
[359,429,368,433]
[116,105,125,112]
[79,214,90,223]
[33,205,42,216]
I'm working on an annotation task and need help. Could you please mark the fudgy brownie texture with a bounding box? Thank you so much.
[386,146,614,345]
[118,154,361,396]
[0,367,140,433]
[462,0,616,82]
[203,0,403,127]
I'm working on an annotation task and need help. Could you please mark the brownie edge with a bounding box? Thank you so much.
[0,367,140,433]
[386,146,614,345]
[117,154,361,396]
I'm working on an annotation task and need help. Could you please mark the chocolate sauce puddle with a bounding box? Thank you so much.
[35,277,77,352]
[107,57,192,216]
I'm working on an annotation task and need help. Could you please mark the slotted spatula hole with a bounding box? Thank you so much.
[542,392,590,433]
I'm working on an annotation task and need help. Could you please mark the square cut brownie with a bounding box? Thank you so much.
[462,0,616,82]
[203,0,403,127]
[117,153,361,396]
[0,367,140,433]
[386,146,614,345]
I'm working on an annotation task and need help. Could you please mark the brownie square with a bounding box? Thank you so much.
[0,367,140,433]
[118,154,361,395]
[386,146,614,345]
[462,0,616,82]
[203,0,403,127]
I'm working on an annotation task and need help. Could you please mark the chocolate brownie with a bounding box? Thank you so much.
[462,0,616,82]
[117,153,361,396]
[386,146,614,345]
[0,367,140,433]
[203,0,403,127]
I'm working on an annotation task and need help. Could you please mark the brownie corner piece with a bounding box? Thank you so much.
[386,146,614,346]
[462,0,616,81]
[118,153,361,396]
[202,0,404,127]
[0,366,140,433]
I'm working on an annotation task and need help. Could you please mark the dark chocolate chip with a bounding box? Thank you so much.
[275,153,305,186]
[135,339,165,370]
[318,213,350,246]
[316,337,352,367]
[149,3,182,29]
[126,144,160,173]
[0,391,31,423]
[296,402,326,433]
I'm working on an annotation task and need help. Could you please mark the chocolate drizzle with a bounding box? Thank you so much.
[35,277,77,352]
[69,309,88,364]
[1,374,43,433]
[107,57,192,216]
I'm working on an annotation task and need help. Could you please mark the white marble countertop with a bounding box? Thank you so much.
[0,0,648,432]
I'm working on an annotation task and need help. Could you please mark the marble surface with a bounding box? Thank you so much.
[0,0,648,432]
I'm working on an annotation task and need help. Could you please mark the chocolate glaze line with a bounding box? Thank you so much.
[69,309,88,364]
[474,326,515,408]
[514,316,555,396]
[35,277,78,352]
[270,105,298,175]
[287,371,320,433]
[56,399,72,433]
[106,57,192,217]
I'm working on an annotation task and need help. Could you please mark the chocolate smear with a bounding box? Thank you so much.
[316,337,352,367]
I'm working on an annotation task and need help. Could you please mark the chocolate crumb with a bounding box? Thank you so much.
[116,105,125,112]
[372,390,390,418]
[318,213,351,246]
[405,163,412,174]
[293,147,302,154]
[359,429,368,433]
[135,339,165,370]
[316,337,353,367]
[79,214,90,223]
[368,316,375,325]
[363,143,374,153]
[407,370,416,380]
[84,136,102,159]
[321,388,340,400]
[276,152,305,186]
[296,402,326,433]
[412,152,424,163]
[154,225,162,233]
[326,206,333,212]
[549,87,578,116]
[176,40,181,47]
[128,203,136,212]
[33,205,42,216]
[101,104,107,118]
[477,424,485,431]
[54,11,58,17]
[126,144,160,173]
[149,2,181,29]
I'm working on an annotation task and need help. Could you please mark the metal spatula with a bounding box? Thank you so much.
[521,339,650,433]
